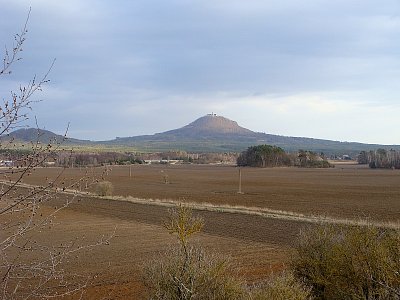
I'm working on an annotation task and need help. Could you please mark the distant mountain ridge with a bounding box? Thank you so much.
[105,114,400,154]
[1,128,92,145]
[3,115,400,154]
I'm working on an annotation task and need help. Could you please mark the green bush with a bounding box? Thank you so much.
[291,223,400,299]
[95,180,114,196]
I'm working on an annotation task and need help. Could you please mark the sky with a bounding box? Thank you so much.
[0,0,399,144]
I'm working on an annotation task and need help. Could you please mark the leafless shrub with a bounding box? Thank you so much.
[250,271,313,300]
[143,204,246,299]
[291,223,400,299]
[144,245,245,300]
[95,180,114,196]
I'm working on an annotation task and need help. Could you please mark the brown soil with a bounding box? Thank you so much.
[19,164,400,221]
[32,194,296,299]
[8,163,399,298]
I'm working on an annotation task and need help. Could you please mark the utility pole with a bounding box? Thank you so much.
[238,168,243,194]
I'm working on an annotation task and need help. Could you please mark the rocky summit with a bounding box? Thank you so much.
[160,114,254,137]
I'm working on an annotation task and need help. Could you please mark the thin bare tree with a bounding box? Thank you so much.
[0,10,112,299]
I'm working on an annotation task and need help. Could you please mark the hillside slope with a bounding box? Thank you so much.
[105,114,400,154]
[3,115,400,154]
[1,128,93,145]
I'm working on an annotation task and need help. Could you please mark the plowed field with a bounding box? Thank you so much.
[20,164,400,221]
[8,163,400,298]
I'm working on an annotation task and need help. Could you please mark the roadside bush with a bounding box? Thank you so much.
[250,271,312,300]
[291,223,400,299]
[95,180,114,196]
[143,205,246,300]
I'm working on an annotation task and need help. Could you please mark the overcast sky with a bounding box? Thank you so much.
[0,0,399,144]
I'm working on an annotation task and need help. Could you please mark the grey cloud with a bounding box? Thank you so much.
[0,0,400,142]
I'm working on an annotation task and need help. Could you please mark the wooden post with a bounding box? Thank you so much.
[129,165,132,178]
[238,168,243,194]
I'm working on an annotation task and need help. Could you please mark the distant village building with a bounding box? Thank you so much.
[0,160,13,167]
[144,159,182,165]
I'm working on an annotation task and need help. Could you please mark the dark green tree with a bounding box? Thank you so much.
[237,145,289,167]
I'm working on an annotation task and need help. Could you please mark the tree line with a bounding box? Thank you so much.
[237,145,331,168]
[0,150,241,167]
[358,149,400,169]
